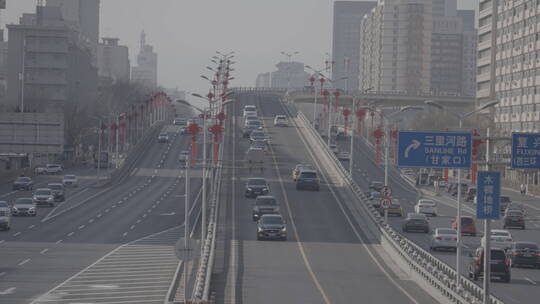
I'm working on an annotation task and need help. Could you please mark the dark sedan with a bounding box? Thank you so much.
[13,176,34,191]
[245,177,270,198]
[509,242,540,268]
[402,213,430,233]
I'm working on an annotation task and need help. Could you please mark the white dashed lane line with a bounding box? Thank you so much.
[67,232,74,237]
[78,225,85,230]
[18,259,30,266]
[13,232,21,237]
[56,239,63,244]
[40,248,49,254]
[0,240,5,245]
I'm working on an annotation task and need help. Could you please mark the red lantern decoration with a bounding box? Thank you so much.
[187,122,201,164]
[373,127,384,164]
[333,90,340,112]
[355,109,366,136]
[342,108,351,136]
[217,111,226,126]
[209,124,224,165]
[321,89,329,112]
[119,121,127,146]
[390,129,398,165]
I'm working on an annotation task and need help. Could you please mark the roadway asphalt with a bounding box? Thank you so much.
[0,121,203,303]
[324,118,540,304]
[212,94,436,304]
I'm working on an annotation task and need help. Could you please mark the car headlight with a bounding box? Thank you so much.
[247,187,253,191]
[47,197,54,201]
[281,226,287,232]
[262,187,268,192]
[29,207,35,211]
[33,196,37,200]
[258,227,263,232]
[12,207,18,211]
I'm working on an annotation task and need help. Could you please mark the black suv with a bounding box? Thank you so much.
[509,242,540,268]
[13,176,33,191]
[256,214,287,241]
[468,247,510,283]
[402,213,429,233]
[245,178,269,198]
[503,210,526,229]
[296,170,320,191]
[252,196,279,221]
[47,183,65,202]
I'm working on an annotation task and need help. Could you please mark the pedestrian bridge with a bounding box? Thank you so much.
[230,87,475,108]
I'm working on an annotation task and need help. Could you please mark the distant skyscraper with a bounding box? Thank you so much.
[97,38,130,85]
[270,62,309,89]
[331,1,376,92]
[255,72,271,88]
[131,31,158,88]
[46,0,100,63]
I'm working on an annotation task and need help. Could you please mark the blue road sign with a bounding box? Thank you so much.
[511,133,540,169]
[476,171,501,220]
[397,131,471,168]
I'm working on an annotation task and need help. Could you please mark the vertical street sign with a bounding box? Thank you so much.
[476,171,501,220]
[511,132,540,169]
[397,131,471,168]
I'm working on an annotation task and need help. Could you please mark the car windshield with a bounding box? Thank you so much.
[251,131,264,137]
[507,211,522,216]
[35,190,51,195]
[490,250,507,260]
[261,216,284,225]
[408,214,426,220]
[437,229,456,235]
[501,196,511,203]
[461,217,474,224]
[516,243,538,249]
[248,179,266,186]
[15,198,33,205]
[0,202,8,208]
[247,120,261,126]
[160,133,168,136]
[16,177,30,182]
[256,198,277,206]
[491,231,510,237]
[64,175,76,179]
[299,172,317,179]
[49,184,62,190]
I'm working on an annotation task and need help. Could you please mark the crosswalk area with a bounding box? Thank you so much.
[32,227,183,304]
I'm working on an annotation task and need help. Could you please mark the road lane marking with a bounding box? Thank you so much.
[18,259,30,266]
[525,277,537,285]
[79,225,85,229]
[290,106,420,304]
[42,187,109,222]
[67,232,74,237]
[40,248,49,254]
[0,287,16,295]
[0,272,5,277]
[13,232,21,237]
[28,225,35,229]
[55,240,62,244]
[0,240,5,245]
[130,225,135,230]
[97,213,102,218]
[88,218,94,223]
[136,219,141,223]
[123,232,128,237]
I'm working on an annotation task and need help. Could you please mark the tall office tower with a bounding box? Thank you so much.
[331,1,376,92]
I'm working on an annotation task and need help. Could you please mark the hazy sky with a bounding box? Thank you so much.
[1,0,478,96]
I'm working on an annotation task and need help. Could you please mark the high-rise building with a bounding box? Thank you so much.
[0,30,8,104]
[131,31,158,88]
[360,0,475,96]
[332,1,376,92]
[97,38,130,85]
[479,0,540,134]
[46,0,100,63]
[270,61,310,89]
[6,5,97,113]
[361,0,433,94]
[255,72,271,88]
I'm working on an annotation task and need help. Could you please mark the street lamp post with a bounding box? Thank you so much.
[349,87,374,175]
[424,99,499,292]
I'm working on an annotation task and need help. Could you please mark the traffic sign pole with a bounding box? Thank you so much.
[456,169,462,291]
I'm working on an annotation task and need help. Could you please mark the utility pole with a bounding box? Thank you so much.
[184,153,190,304]
[97,120,102,178]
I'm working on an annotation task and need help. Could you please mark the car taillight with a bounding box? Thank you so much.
[505,258,510,266]
[474,257,480,264]
[453,237,457,241]
[513,252,522,256]
[436,237,442,240]
[506,238,512,242]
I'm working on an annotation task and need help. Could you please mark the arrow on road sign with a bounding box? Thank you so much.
[404,140,421,158]
[380,186,392,197]
[380,198,392,209]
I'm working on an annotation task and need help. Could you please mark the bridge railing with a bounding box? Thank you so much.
[292,106,503,304]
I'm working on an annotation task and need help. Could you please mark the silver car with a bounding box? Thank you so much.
[430,228,457,251]
[62,174,79,187]
[33,188,55,207]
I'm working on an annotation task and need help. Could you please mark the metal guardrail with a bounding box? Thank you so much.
[191,135,225,303]
[295,110,504,304]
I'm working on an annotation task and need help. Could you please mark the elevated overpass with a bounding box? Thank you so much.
[230,87,475,109]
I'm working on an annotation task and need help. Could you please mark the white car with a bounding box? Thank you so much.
[273,115,288,127]
[62,174,79,187]
[179,150,190,163]
[45,164,63,174]
[414,199,438,216]
[337,151,350,161]
[430,228,457,251]
[481,229,513,250]
[243,105,257,117]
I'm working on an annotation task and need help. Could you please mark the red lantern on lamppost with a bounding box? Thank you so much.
[390,129,398,165]
[100,122,107,146]
[187,122,201,165]
[321,89,329,112]
[319,77,326,94]
[309,76,316,93]
[217,111,226,126]
[471,129,483,185]
[373,127,384,164]
[110,122,117,145]
[333,90,341,112]
[209,124,224,165]
[370,110,375,135]
[342,107,351,136]
[355,108,366,136]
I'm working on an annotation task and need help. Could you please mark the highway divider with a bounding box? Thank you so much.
[293,109,504,304]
